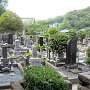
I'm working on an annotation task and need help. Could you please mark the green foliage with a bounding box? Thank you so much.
[85,46,90,66]
[41,56,48,61]
[0,0,8,16]
[46,16,64,24]
[68,29,77,39]
[47,26,58,37]
[0,10,24,33]
[50,33,68,55]
[85,27,90,38]
[24,66,67,90]
[58,6,90,30]
[78,30,86,42]
[24,52,32,57]
[25,20,48,36]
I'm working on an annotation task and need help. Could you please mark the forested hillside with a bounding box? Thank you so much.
[25,6,90,36]
[46,6,90,30]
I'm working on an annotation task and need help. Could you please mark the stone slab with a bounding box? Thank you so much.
[30,57,42,66]
[70,69,82,74]
[11,82,24,90]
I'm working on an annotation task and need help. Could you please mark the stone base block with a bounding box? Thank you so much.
[30,57,42,66]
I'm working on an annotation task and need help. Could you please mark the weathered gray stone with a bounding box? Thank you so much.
[11,82,24,90]
[78,84,90,90]
[78,71,90,90]
[30,45,42,66]
[26,36,31,48]
[14,39,20,56]
[32,45,37,58]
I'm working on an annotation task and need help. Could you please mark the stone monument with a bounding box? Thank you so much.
[30,45,42,66]
[14,39,20,56]
[8,34,13,44]
[20,36,24,45]
[26,36,32,48]
[66,36,78,67]
[1,44,11,72]
[38,36,43,46]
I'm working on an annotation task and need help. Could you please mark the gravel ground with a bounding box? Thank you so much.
[0,67,23,84]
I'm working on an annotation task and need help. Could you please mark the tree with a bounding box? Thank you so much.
[85,27,90,38]
[0,10,24,33]
[68,29,77,39]
[50,33,68,58]
[47,26,59,37]
[78,30,86,42]
[25,20,48,36]
[0,0,8,16]
[85,46,90,66]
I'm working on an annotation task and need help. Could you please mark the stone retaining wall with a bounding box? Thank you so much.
[78,71,90,90]
[10,82,24,90]
[46,61,72,90]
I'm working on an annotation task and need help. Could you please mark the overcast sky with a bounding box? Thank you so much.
[7,0,90,20]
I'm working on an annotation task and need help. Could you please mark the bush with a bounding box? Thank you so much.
[23,66,67,90]
[24,52,32,57]
[85,46,90,66]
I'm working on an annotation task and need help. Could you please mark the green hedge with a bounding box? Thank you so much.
[23,66,67,90]
[85,46,90,66]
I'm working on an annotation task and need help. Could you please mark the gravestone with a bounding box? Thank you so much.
[26,36,32,48]
[38,36,43,46]
[14,39,20,56]
[2,34,8,43]
[32,45,37,58]
[2,45,7,58]
[0,34,2,44]
[20,36,24,45]
[30,45,42,66]
[8,34,13,44]
[46,37,48,45]
[15,32,18,40]
[66,36,78,66]
[1,44,11,72]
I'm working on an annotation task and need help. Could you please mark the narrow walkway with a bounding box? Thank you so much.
[72,84,78,90]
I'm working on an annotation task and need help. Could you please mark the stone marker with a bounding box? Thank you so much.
[38,36,43,46]
[32,45,37,58]
[1,44,11,72]
[26,36,32,48]
[8,34,13,44]
[20,36,24,45]
[2,45,7,58]
[14,39,20,56]
[66,36,78,66]
[30,45,42,66]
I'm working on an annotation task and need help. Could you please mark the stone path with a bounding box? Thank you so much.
[72,84,78,90]
[0,67,23,84]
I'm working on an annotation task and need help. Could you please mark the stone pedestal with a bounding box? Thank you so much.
[30,45,42,66]
[30,57,42,66]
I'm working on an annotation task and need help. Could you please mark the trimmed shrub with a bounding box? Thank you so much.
[85,46,90,66]
[23,66,67,90]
